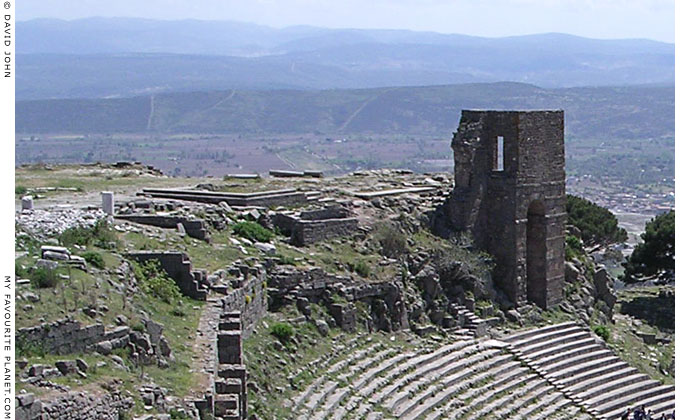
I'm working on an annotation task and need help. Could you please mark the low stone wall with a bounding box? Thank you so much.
[17,318,129,355]
[127,251,208,300]
[116,214,210,242]
[292,218,359,246]
[16,390,134,420]
[271,205,359,246]
[221,264,268,336]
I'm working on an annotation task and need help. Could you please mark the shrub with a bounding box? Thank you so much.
[435,233,494,299]
[270,322,294,343]
[232,221,274,243]
[132,259,183,304]
[565,235,584,261]
[593,324,611,342]
[29,266,60,288]
[15,185,28,196]
[82,251,105,269]
[566,194,627,245]
[16,334,46,357]
[59,219,118,249]
[351,260,371,278]
[374,222,408,259]
[132,322,146,333]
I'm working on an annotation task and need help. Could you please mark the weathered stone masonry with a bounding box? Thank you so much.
[447,110,566,308]
[127,251,209,300]
[272,205,359,246]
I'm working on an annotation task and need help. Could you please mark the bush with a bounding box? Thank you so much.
[132,259,183,304]
[82,251,105,269]
[29,266,60,288]
[374,222,408,259]
[351,260,371,278]
[15,185,28,196]
[565,235,584,261]
[435,233,494,299]
[270,322,294,343]
[593,324,611,342]
[232,221,274,243]
[566,195,627,245]
[16,334,46,357]
[59,219,118,249]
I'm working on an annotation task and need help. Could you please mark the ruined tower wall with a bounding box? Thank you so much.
[449,110,565,308]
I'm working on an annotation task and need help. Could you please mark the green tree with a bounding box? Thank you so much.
[623,210,674,283]
[566,194,627,245]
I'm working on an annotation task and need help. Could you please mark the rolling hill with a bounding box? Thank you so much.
[15,82,674,141]
[17,18,674,99]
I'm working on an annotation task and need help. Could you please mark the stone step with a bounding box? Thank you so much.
[382,345,499,411]
[536,343,604,368]
[645,397,676,416]
[393,356,520,419]
[311,386,350,420]
[350,352,414,392]
[292,340,382,410]
[519,330,591,356]
[292,376,326,410]
[336,348,398,383]
[370,340,482,406]
[312,346,405,418]
[366,412,383,420]
[462,369,539,420]
[528,394,572,420]
[546,355,621,382]
[504,322,578,344]
[438,371,548,420]
[585,378,659,408]
[300,380,338,418]
[601,394,675,420]
[526,337,598,363]
[577,373,649,402]
[558,361,631,390]
[314,349,404,419]
[506,388,565,420]
[593,386,674,418]
[542,349,614,374]
[490,379,552,419]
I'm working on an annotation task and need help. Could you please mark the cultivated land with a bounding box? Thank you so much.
[14,165,674,419]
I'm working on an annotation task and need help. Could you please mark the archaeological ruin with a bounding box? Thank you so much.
[446,110,566,309]
[13,111,674,420]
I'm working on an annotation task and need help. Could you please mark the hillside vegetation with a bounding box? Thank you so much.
[16,82,673,140]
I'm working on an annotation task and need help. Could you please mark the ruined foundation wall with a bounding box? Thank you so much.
[127,252,208,300]
[17,319,130,355]
[16,390,134,420]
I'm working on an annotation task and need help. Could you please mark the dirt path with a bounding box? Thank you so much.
[189,297,223,399]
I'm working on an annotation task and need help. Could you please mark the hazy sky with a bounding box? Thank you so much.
[19,0,675,43]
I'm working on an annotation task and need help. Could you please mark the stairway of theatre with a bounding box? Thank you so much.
[286,322,673,420]
[505,322,675,420]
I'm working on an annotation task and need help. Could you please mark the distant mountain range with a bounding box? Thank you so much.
[16,82,674,141]
[17,18,674,99]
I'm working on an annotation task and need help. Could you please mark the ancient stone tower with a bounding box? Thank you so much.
[447,110,566,308]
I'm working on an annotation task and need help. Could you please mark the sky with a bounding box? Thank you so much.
[18,0,675,43]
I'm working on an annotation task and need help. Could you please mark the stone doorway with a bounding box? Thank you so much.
[527,200,547,308]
